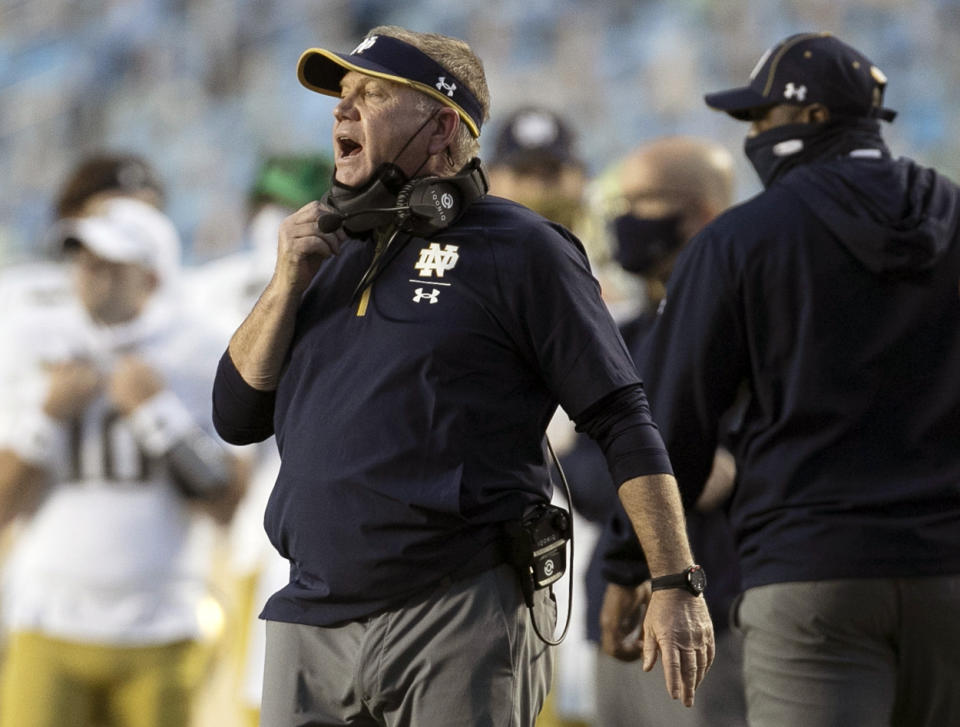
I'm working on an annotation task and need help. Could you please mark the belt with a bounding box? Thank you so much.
[445,538,510,583]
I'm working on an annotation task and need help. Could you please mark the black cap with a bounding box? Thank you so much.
[705,32,897,122]
[491,107,581,170]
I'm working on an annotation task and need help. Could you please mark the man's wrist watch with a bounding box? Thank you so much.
[650,564,707,596]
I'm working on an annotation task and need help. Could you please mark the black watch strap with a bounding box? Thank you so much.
[650,564,707,596]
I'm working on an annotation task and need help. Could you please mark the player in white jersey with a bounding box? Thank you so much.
[0,153,166,404]
[0,197,243,727]
[183,152,333,727]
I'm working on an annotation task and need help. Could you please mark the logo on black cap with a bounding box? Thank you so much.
[784,83,807,101]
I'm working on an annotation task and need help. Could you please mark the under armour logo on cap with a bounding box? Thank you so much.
[436,76,457,97]
[783,83,807,101]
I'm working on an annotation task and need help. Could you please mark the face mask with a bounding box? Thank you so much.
[321,162,411,236]
[743,122,827,188]
[612,213,684,275]
[745,117,893,189]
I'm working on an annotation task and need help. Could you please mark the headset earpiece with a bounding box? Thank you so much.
[396,158,489,237]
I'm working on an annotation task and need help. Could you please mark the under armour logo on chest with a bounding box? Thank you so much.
[413,287,441,304]
[784,83,807,101]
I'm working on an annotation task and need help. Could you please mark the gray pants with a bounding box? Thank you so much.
[260,564,555,726]
[735,576,960,727]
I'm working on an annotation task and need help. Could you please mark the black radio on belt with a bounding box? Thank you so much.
[505,503,571,607]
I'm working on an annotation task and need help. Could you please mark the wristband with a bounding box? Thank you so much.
[128,390,232,500]
[127,390,196,457]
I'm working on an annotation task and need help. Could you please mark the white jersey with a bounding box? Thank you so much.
[0,260,73,316]
[0,293,227,645]
[0,262,73,396]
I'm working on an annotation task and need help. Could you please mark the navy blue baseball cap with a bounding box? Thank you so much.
[705,32,897,122]
[298,34,484,138]
[492,107,582,169]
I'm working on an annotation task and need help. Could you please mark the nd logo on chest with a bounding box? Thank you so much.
[411,243,459,304]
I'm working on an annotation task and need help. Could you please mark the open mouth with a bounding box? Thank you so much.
[337,136,362,160]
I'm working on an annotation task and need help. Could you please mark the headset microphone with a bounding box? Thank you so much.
[316,213,345,234]
[318,158,488,238]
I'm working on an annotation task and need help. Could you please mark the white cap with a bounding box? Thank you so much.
[57,197,181,283]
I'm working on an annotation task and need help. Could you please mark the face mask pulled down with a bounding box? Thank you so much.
[744,117,890,188]
[743,122,825,189]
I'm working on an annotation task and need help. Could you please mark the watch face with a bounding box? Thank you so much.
[688,566,707,593]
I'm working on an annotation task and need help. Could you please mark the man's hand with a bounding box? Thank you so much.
[613,473,716,705]
[600,581,650,662]
[227,200,350,392]
[643,589,714,706]
[109,356,164,415]
[601,581,715,707]
[275,201,349,293]
[43,359,102,421]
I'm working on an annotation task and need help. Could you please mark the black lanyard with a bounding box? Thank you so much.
[350,226,415,303]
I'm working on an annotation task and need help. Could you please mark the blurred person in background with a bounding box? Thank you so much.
[488,105,629,318]
[212,24,712,726]
[606,32,960,727]
[486,106,630,309]
[0,196,244,727]
[0,151,169,646]
[591,136,746,727]
[487,106,588,235]
[0,152,166,336]
[186,152,334,727]
[54,154,166,219]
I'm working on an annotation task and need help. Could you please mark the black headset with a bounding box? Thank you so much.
[318,157,489,238]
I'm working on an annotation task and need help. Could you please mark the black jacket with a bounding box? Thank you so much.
[606,152,960,590]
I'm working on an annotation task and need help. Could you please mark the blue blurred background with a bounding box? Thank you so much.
[2,0,958,263]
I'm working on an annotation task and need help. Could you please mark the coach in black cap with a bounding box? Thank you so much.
[213,24,713,726]
[487,106,588,232]
[705,31,898,188]
[601,31,960,727]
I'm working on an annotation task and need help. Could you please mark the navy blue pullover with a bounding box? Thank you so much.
[213,196,673,626]
[606,153,960,590]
